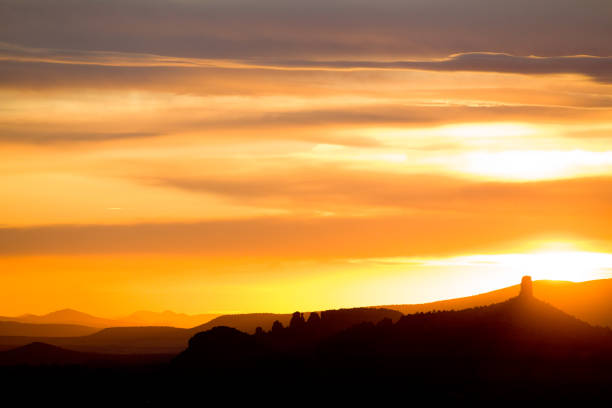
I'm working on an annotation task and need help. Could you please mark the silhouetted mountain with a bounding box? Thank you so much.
[0,307,401,354]
[0,308,219,329]
[0,321,98,337]
[0,327,191,354]
[191,307,401,334]
[173,327,260,368]
[0,342,175,367]
[191,313,293,334]
[4,278,612,403]
[375,278,612,329]
[324,297,612,367]
[0,309,125,328]
[172,280,612,401]
[77,326,190,353]
[7,277,612,340]
[176,308,403,367]
[0,342,94,365]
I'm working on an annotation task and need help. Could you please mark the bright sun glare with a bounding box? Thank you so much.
[462,150,612,181]
[425,248,612,283]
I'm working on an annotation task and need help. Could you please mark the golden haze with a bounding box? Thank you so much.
[1,1,612,317]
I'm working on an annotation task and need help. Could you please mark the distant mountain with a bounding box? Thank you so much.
[0,308,219,329]
[0,307,402,354]
[137,278,612,335]
[0,321,99,337]
[0,309,126,328]
[375,278,612,328]
[120,311,219,328]
[8,278,612,336]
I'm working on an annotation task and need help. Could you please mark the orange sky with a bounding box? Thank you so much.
[1,0,612,317]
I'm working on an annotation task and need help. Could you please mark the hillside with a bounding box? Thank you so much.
[4,278,612,402]
[173,281,612,400]
[376,278,612,328]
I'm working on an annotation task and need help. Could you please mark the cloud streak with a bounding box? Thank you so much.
[0,129,163,144]
[151,172,612,212]
[2,43,612,82]
[1,176,610,256]
[1,103,608,145]
[2,0,611,58]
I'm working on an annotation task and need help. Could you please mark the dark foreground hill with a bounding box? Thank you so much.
[3,280,612,404]
[0,342,173,366]
[191,307,403,334]
[175,296,612,371]
[171,283,612,402]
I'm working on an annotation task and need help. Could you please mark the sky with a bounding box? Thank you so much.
[1,0,612,317]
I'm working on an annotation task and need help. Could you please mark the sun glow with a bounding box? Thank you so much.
[439,122,537,139]
[459,150,612,180]
[423,249,612,283]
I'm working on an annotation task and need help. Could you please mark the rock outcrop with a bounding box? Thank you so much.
[520,275,533,298]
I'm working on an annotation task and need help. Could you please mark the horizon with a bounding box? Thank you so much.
[1,245,612,317]
[0,275,603,320]
[1,0,612,317]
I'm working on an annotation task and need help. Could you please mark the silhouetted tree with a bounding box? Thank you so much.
[289,312,306,329]
[307,312,321,325]
[376,317,393,329]
[271,320,284,334]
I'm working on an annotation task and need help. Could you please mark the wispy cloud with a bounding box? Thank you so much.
[2,0,611,58]
[1,176,610,256]
[2,43,611,82]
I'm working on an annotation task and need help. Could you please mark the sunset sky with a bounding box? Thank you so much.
[1,0,612,317]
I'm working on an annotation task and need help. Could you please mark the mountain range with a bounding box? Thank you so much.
[3,278,612,354]
[0,308,401,354]
[3,277,612,402]
[170,282,612,402]
[0,308,219,329]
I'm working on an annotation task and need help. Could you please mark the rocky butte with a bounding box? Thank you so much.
[520,275,533,298]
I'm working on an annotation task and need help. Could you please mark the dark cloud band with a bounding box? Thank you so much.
[2,43,612,82]
[1,0,611,58]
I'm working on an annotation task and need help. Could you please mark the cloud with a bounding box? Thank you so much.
[269,53,612,83]
[1,102,608,145]
[150,171,612,212]
[1,176,610,257]
[2,43,612,83]
[1,0,611,58]
[0,129,163,144]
